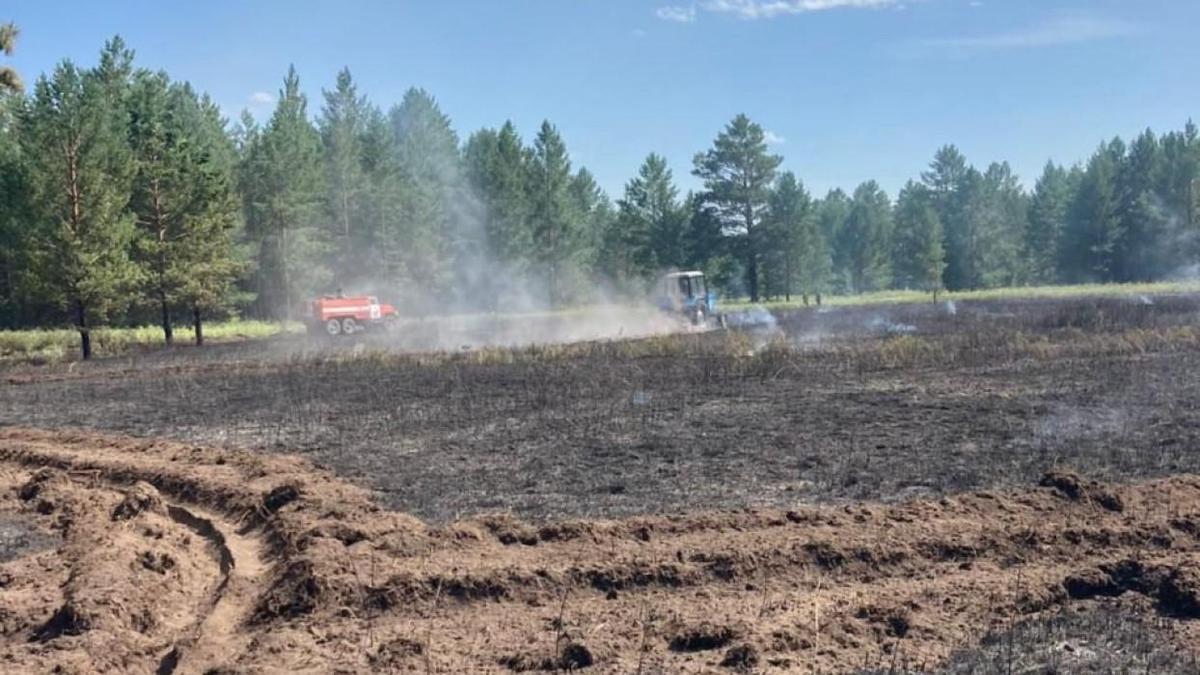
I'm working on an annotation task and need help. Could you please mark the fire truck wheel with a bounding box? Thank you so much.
[324,319,342,336]
[341,317,357,335]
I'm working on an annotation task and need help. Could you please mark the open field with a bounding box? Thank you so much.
[4,292,1200,671]
[4,281,1194,366]
[5,293,1200,523]
[721,280,1200,311]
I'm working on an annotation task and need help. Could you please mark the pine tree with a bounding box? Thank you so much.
[318,67,370,286]
[568,167,611,300]
[794,213,831,304]
[22,59,139,359]
[170,85,242,345]
[128,70,184,342]
[357,104,403,292]
[975,162,1026,287]
[0,90,29,327]
[681,192,732,290]
[387,88,462,309]
[1115,129,1166,281]
[891,181,945,297]
[1025,162,1071,284]
[762,172,811,301]
[1062,140,1124,282]
[609,153,682,284]
[693,114,782,302]
[463,121,532,273]
[241,65,325,319]
[128,72,238,343]
[816,190,852,294]
[840,181,892,293]
[1158,121,1200,274]
[527,120,577,306]
[921,145,970,290]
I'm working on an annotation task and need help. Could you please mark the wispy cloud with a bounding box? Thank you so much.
[656,5,697,22]
[248,91,274,106]
[700,0,900,20]
[919,12,1141,52]
[764,130,787,145]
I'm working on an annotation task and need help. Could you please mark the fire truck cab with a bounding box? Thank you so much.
[304,294,398,336]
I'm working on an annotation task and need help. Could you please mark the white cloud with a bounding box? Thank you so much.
[764,130,787,145]
[248,91,274,105]
[700,0,900,20]
[656,5,697,22]
[631,28,649,38]
[921,12,1140,51]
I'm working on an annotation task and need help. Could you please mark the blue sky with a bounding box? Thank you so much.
[6,1,1198,198]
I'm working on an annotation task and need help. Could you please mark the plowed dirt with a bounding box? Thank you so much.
[3,427,1200,673]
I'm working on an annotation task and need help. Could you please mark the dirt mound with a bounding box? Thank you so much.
[112,480,166,520]
[3,427,1200,672]
[1040,469,1125,512]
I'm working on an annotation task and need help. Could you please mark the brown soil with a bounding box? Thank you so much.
[3,427,1200,673]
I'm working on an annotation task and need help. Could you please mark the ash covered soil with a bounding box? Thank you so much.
[5,296,1200,672]
[3,294,1200,523]
[2,428,1200,673]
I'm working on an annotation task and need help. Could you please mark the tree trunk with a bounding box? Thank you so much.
[75,300,91,361]
[785,258,792,302]
[745,201,759,302]
[281,227,293,320]
[193,306,204,346]
[160,292,173,345]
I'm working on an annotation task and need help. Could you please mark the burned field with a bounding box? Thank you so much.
[3,294,1200,523]
[5,294,1200,672]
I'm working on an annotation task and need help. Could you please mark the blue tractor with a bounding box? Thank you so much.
[654,271,721,327]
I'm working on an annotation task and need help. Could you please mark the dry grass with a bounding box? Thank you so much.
[725,280,1200,311]
[0,320,297,364]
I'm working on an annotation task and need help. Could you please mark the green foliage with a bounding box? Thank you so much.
[318,67,370,285]
[127,72,241,343]
[527,120,580,306]
[464,121,533,273]
[1025,162,1072,284]
[0,91,30,327]
[816,189,853,294]
[840,181,892,293]
[760,171,814,300]
[241,65,325,319]
[603,153,684,288]
[385,88,463,310]
[922,145,970,290]
[892,181,945,294]
[693,114,782,302]
[964,162,1027,288]
[6,33,1200,351]
[21,53,139,358]
[1062,140,1124,282]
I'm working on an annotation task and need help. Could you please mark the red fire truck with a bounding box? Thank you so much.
[303,294,398,336]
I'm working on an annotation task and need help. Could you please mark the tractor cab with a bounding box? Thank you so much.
[655,271,716,325]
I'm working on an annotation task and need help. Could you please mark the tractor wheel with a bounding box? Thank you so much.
[324,319,342,337]
[341,317,357,335]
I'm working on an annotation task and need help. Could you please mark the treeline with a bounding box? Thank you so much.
[1,35,1198,358]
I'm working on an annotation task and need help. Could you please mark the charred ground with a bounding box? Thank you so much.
[3,294,1200,523]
